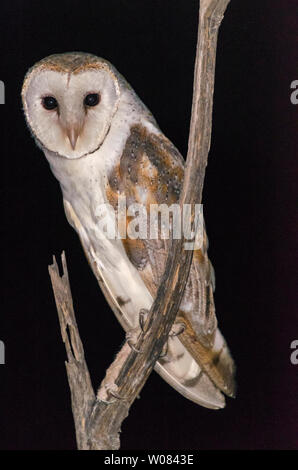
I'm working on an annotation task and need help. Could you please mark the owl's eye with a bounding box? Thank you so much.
[42,96,58,110]
[84,93,100,107]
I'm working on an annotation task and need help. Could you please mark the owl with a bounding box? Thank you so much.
[22,52,236,409]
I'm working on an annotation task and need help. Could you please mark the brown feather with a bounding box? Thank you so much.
[106,124,236,397]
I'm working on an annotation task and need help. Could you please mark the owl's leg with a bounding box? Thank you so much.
[105,383,126,401]
[169,322,186,337]
[139,309,185,336]
[159,341,169,359]
[159,322,186,360]
[139,308,150,332]
[127,328,169,359]
[137,309,185,359]
[126,327,143,354]
[98,382,126,404]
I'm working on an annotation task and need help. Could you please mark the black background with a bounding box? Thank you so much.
[0,0,297,450]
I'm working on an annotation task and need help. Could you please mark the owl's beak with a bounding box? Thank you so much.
[66,127,80,150]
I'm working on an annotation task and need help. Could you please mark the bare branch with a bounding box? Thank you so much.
[48,0,231,450]
[48,253,95,449]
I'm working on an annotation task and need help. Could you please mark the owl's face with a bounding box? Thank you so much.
[22,54,121,159]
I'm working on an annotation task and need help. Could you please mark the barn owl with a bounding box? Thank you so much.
[22,52,236,409]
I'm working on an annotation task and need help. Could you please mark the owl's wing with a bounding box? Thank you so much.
[106,124,236,399]
[63,198,226,409]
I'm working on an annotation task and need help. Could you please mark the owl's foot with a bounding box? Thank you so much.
[98,382,126,404]
[159,341,169,359]
[97,382,124,405]
[159,322,185,361]
[106,383,126,401]
[139,308,150,332]
[169,322,186,337]
[126,328,143,354]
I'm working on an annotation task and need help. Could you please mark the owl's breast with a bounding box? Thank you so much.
[62,176,153,331]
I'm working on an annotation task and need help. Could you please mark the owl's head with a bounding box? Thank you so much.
[22,52,122,159]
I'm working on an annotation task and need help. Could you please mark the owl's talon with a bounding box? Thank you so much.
[139,308,149,332]
[108,389,126,401]
[100,383,126,402]
[97,397,117,405]
[169,322,186,337]
[159,341,169,359]
[126,329,143,354]
[127,340,143,354]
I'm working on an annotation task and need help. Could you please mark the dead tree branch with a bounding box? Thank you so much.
[48,0,231,450]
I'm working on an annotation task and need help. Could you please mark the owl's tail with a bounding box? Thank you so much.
[155,322,236,409]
